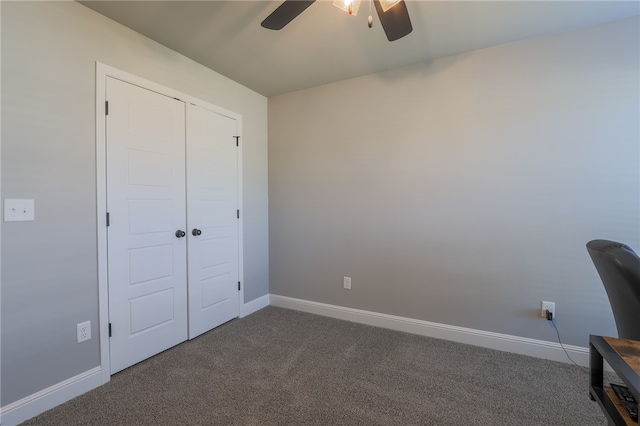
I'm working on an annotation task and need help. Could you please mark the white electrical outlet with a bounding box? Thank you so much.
[77,321,91,343]
[4,199,35,222]
[343,277,352,290]
[541,301,555,319]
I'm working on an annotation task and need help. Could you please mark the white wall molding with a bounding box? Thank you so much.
[0,367,102,426]
[241,294,270,318]
[0,296,592,425]
[269,295,590,367]
[0,292,268,425]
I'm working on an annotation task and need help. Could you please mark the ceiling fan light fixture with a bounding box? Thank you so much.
[333,0,361,16]
[379,0,401,12]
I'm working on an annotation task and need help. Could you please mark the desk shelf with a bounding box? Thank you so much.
[590,335,640,426]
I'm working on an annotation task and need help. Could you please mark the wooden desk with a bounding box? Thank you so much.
[590,335,640,425]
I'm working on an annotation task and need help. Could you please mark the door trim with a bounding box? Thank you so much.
[95,62,244,384]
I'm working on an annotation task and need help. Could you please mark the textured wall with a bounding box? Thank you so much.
[1,1,268,406]
[269,17,639,347]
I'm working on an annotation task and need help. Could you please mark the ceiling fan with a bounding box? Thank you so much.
[261,0,413,42]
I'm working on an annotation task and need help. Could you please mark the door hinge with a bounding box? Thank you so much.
[106,212,110,226]
[238,281,241,291]
[109,323,112,337]
[105,101,109,116]
[237,209,240,219]
[234,136,240,147]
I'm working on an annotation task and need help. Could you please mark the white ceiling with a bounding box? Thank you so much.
[79,1,639,97]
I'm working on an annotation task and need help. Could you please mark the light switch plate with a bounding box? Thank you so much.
[4,199,35,222]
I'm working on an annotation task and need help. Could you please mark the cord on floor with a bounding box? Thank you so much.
[549,313,589,374]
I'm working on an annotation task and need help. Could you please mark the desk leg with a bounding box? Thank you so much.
[589,342,603,401]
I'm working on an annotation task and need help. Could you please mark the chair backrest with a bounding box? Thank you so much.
[586,239,640,341]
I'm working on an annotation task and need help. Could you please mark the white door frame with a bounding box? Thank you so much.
[95,62,244,384]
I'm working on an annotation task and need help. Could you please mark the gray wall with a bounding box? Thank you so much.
[1,1,268,406]
[269,17,639,347]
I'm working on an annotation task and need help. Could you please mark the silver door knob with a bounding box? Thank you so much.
[175,230,186,238]
[192,228,202,236]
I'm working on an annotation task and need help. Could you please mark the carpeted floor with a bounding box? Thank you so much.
[21,306,608,425]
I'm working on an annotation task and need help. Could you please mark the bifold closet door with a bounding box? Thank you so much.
[106,77,188,374]
[186,104,240,339]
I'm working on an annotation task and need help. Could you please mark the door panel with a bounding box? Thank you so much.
[128,244,174,284]
[129,288,175,334]
[186,104,240,339]
[106,77,187,374]
[127,151,173,186]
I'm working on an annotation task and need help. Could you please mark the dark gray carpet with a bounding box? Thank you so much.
[21,306,607,425]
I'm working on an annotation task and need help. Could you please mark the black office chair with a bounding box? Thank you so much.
[586,239,640,341]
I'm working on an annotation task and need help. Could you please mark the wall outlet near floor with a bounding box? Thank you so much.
[541,301,555,320]
[77,321,91,343]
[343,277,352,290]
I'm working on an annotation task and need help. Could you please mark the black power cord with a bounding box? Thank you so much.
[546,310,588,374]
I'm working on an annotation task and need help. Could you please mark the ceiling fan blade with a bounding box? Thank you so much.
[261,1,316,30]
[374,0,413,42]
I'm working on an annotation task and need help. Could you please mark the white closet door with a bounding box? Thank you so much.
[186,104,240,339]
[106,77,188,373]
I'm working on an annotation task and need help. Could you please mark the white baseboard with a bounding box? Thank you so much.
[241,294,269,318]
[0,296,591,425]
[0,296,269,426]
[269,294,590,367]
[1,366,102,426]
